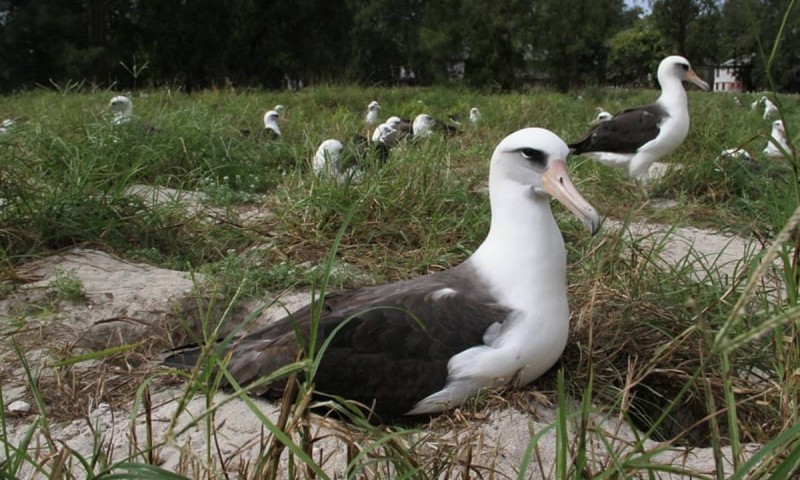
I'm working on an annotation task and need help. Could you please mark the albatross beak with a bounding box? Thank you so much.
[543,160,601,235]
[686,69,710,91]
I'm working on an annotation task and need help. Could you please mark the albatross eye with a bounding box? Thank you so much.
[520,148,547,167]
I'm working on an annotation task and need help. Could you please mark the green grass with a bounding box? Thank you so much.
[1,81,799,478]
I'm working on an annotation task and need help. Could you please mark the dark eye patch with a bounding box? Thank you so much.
[679,63,689,71]
[519,148,547,167]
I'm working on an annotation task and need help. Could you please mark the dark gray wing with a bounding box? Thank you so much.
[258,128,280,140]
[169,266,510,418]
[569,103,666,154]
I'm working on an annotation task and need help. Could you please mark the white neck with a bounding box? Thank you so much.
[657,75,688,112]
[469,176,567,312]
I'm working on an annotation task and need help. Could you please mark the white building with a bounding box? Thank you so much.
[713,56,752,92]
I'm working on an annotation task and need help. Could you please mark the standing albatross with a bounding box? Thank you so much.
[569,56,709,182]
[165,128,600,418]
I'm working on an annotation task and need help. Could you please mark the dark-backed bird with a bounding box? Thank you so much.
[412,114,435,139]
[371,119,408,148]
[386,116,413,135]
[412,113,459,139]
[262,110,281,138]
[569,55,709,182]
[313,135,390,181]
[313,139,352,181]
[164,127,600,419]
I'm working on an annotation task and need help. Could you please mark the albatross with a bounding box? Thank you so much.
[763,119,791,158]
[165,127,600,418]
[365,100,380,126]
[313,135,391,181]
[569,56,709,182]
[262,110,281,138]
[751,96,778,120]
[470,107,481,124]
[108,95,134,126]
[594,107,612,124]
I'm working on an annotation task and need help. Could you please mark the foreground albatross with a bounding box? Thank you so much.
[569,56,709,182]
[165,128,600,418]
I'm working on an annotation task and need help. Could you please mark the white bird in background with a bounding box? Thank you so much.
[569,55,710,183]
[371,122,397,145]
[365,100,380,126]
[594,107,612,124]
[313,139,350,181]
[412,113,435,139]
[0,118,15,134]
[263,110,281,138]
[762,96,778,120]
[314,135,391,182]
[763,120,791,158]
[470,107,481,124]
[719,147,752,161]
[273,104,285,115]
[750,95,779,120]
[108,95,133,125]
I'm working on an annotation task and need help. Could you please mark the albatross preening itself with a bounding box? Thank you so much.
[165,127,600,419]
[569,56,709,183]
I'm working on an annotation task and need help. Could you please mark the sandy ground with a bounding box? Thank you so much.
[0,195,774,478]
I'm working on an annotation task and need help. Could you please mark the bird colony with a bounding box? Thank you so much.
[11,54,786,421]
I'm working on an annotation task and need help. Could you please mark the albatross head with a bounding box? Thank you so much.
[108,95,132,112]
[658,55,709,91]
[491,128,600,235]
[367,100,380,112]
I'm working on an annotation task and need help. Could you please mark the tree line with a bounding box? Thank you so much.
[0,0,798,93]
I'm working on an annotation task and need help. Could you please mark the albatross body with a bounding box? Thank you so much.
[262,110,281,138]
[108,95,133,126]
[166,128,600,418]
[569,56,709,181]
[313,135,390,181]
[365,100,380,126]
[764,120,791,158]
[470,107,481,124]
